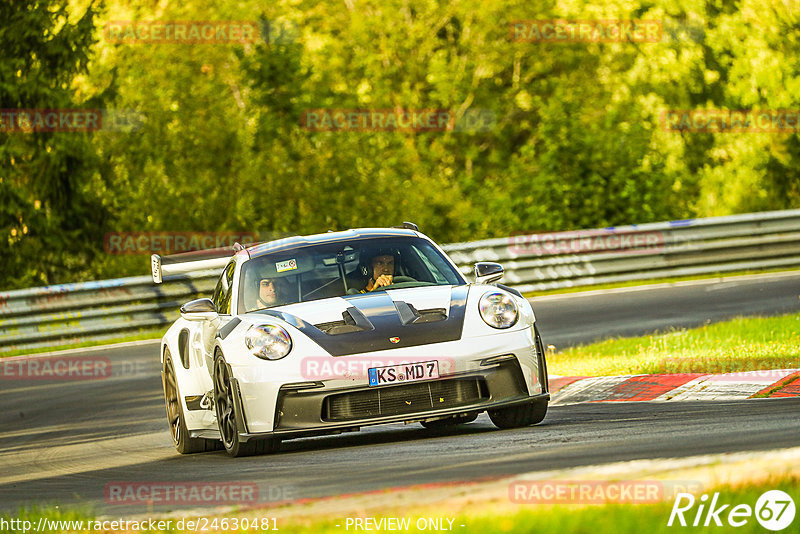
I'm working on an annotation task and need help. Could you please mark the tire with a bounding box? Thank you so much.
[420,413,479,429]
[488,326,550,429]
[213,352,280,457]
[162,350,221,454]
[488,399,548,429]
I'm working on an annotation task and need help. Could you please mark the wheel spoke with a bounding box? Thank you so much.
[213,357,239,448]
[168,405,179,425]
[165,368,177,389]
[163,357,185,444]
[214,361,228,392]
[221,406,235,436]
[224,418,236,439]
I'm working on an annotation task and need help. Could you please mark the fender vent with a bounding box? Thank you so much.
[178,329,190,369]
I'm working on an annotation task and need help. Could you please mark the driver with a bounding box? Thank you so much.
[361,252,395,292]
[256,277,280,308]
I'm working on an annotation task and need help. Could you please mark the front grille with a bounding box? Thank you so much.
[323,378,488,422]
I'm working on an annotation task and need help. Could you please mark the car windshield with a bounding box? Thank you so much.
[238,236,465,312]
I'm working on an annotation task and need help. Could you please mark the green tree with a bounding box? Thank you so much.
[18,0,799,285]
[0,0,109,289]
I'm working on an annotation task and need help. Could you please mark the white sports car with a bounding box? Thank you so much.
[152,225,549,457]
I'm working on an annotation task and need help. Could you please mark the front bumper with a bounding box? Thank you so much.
[238,356,548,441]
[230,323,546,434]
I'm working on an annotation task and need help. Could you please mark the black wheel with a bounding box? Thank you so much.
[162,350,221,454]
[488,399,548,429]
[213,353,279,457]
[420,413,479,429]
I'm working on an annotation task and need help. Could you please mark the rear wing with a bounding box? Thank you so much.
[151,246,242,284]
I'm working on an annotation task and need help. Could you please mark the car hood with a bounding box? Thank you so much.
[252,285,469,356]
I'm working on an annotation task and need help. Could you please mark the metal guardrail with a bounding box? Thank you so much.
[442,208,800,293]
[0,273,219,353]
[2,209,800,353]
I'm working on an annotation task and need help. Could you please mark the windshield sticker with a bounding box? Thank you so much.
[276,259,297,272]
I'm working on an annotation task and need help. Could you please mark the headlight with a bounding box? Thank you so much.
[244,324,292,360]
[479,291,519,329]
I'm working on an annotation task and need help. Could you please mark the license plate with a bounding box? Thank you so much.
[368,361,439,386]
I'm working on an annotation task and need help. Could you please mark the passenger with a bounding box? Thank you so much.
[256,278,280,309]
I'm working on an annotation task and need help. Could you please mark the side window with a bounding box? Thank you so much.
[211,275,224,312]
[212,260,236,315]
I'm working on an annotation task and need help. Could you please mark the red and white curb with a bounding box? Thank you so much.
[549,370,800,405]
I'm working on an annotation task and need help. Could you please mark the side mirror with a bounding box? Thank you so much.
[180,298,219,321]
[474,262,504,285]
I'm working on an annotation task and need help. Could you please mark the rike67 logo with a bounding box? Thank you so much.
[668,490,796,531]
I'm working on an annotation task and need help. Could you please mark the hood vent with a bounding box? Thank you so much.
[394,301,447,325]
[315,306,374,335]
[275,285,468,354]
[315,301,447,335]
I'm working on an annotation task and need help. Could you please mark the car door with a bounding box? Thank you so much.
[193,259,236,373]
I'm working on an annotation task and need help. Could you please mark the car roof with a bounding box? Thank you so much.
[244,228,422,259]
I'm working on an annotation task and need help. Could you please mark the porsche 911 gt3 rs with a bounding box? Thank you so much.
[152,224,549,456]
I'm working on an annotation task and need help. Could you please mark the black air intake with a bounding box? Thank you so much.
[323,378,487,421]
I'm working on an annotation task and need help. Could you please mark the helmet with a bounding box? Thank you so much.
[359,247,400,277]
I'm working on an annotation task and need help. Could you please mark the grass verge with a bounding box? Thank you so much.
[3,477,796,533]
[546,312,800,377]
[452,477,799,534]
[0,329,165,359]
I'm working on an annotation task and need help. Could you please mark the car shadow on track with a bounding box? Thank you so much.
[276,420,500,454]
